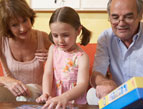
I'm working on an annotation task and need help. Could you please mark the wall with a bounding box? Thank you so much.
[26,0,111,43]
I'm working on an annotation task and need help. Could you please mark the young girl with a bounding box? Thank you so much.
[36,6,91,108]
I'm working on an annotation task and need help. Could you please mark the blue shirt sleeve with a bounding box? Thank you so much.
[92,29,111,76]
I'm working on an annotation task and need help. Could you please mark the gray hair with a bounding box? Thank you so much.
[107,0,143,17]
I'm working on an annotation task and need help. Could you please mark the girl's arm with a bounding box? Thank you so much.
[36,45,54,103]
[42,45,54,95]
[43,52,89,109]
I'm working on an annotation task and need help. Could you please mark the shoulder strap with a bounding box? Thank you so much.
[37,31,45,50]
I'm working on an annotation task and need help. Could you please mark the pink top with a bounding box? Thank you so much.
[52,45,87,104]
[1,31,45,85]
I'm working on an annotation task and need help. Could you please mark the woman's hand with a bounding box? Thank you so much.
[35,49,48,62]
[4,77,29,97]
[36,93,51,104]
[42,95,68,109]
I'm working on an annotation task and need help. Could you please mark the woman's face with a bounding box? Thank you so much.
[9,16,32,40]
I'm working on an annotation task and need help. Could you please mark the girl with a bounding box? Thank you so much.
[36,6,91,108]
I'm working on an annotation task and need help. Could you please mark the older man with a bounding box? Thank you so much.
[87,0,143,105]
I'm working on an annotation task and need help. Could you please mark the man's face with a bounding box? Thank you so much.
[109,0,142,42]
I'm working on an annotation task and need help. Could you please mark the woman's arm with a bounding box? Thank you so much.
[0,53,29,97]
[0,37,28,96]
[35,31,51,62]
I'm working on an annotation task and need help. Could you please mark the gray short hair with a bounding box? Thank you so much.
[107,0,143,17]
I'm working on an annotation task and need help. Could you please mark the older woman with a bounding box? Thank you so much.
[0,0,51,102]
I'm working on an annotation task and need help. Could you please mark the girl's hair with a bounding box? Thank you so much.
[0,0,36,38]
[49,6,91,46]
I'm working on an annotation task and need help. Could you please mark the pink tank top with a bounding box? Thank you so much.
[1,31,45,85]
[52,45,87,104]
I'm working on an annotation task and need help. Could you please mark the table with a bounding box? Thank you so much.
[0,102,99,109]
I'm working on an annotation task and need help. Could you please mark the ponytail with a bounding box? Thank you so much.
[80,26,91,46]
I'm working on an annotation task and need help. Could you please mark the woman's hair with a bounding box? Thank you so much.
[0,0,36,38]
[107,0,143,17]
[49,6,91,46]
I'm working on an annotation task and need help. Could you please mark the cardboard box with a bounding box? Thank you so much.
[98,77,143,109]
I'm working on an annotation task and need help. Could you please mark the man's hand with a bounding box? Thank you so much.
[96,80,117,99]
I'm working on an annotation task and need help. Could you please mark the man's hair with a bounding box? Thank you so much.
[107,0,143,17]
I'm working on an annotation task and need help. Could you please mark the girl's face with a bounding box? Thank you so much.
[9,16,32,40]
[50,22,81,52]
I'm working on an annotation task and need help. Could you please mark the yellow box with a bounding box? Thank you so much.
[99,77,143,109]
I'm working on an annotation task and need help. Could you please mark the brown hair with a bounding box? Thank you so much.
[0,0,36,38]
[49,7,91,46]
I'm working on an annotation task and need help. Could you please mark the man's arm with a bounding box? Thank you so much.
[91,71,117,99]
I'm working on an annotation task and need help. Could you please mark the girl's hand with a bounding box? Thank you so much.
[35,49,48,62]
[5,78,28,97]
[42,95,68,109]
[36,93,51,104]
